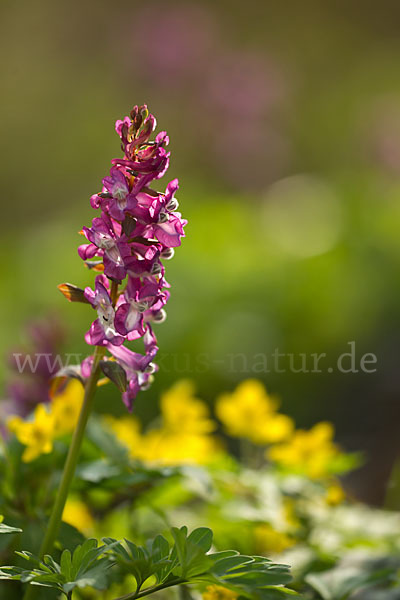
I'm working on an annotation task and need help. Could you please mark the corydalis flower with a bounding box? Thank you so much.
[60,105,186,408]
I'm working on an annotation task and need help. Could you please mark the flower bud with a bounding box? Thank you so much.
[160,248,175,260]
[151,262,162,275]
[151,309,166,323]
[166,198,179,212]
[158,211,169,224]
[140,374,154,390]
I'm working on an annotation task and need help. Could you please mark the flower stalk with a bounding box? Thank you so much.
[38,345,105,557]
[22,103,186,598]
[22,344,105,600]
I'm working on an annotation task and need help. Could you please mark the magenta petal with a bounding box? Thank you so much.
[81,355,94,378]
[90,194,102,209]
[115,116,130,137]
[78,244,99,260]
[84,286,96,305]
[115,303,143,335]
[85,320,107,346]
[165,178,179,202]
[107,333,125,346]
[122,377,140,411]
[154,221,182,247]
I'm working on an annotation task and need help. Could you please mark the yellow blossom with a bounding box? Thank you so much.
[203,585,238,600]
[161,380,216,434]
[215,379,293,445]
[62,497,94,534]
[105,415,143,460]
[137,429,219,466]
[8,404,56,462]
[52,379,84,435]
[325,482,345,505]
[253,523,295,554]
[254,413,294,444]
[268,422,339,478]
[283,499,301,530]
[105,381,220,466]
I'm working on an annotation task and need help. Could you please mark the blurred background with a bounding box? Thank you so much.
[1,0,400,505]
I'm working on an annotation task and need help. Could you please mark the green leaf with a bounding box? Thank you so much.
[76,459,121,483]
[59,521,86,552]
[151,534,170,563]
[15,551,52,571]
[0,522,22,535]
[60,549,72,581]
[1,538,118,596]
[306,563,397,600]
[171,526,189,576]
[43,554,62,574]
[86,418,129,464]
[187,528,213,553]
[151,535,172,582]
[210,554,252,576]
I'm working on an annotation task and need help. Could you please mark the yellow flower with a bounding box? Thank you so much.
[325,482,345,505]
[105,415,143,460]
[161,380,216,435]
[51,379,84,435]
[268,422,339,478]
[7,380,85,462]
[105,381,220,467]
[138,429,219,466]
[62,497,94,534]
[254,413,294,444]
[8,404,56,462]
[253,524,295,554]
[215,379,293,445]
[203,585,238,600]
[283,498,301,530]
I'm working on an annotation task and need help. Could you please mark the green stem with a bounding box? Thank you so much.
[43,345,106,553]
[22,344,106,600]
[23,281,119,600]
[114,579,186,600]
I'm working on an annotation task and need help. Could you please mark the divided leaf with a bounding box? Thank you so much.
[1,527,295,600]
[0,538,117,597]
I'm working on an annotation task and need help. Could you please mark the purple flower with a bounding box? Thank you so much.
[70,105,186,407]
[106,325,158,409]
[111,131,170,187]
[84,275,125,346]
[134,180,187,247]
[79,213,133,280]
[115,276,168,338]
[100,166,138,221]
[116,107,157,159]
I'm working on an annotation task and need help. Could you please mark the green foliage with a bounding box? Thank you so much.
[0,538,115,597]
[0,521,22,535]
[108,526,294,600]
[305,556,400,600]
[0,528,295,600]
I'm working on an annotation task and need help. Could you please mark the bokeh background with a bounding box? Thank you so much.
[1,0,400,505]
